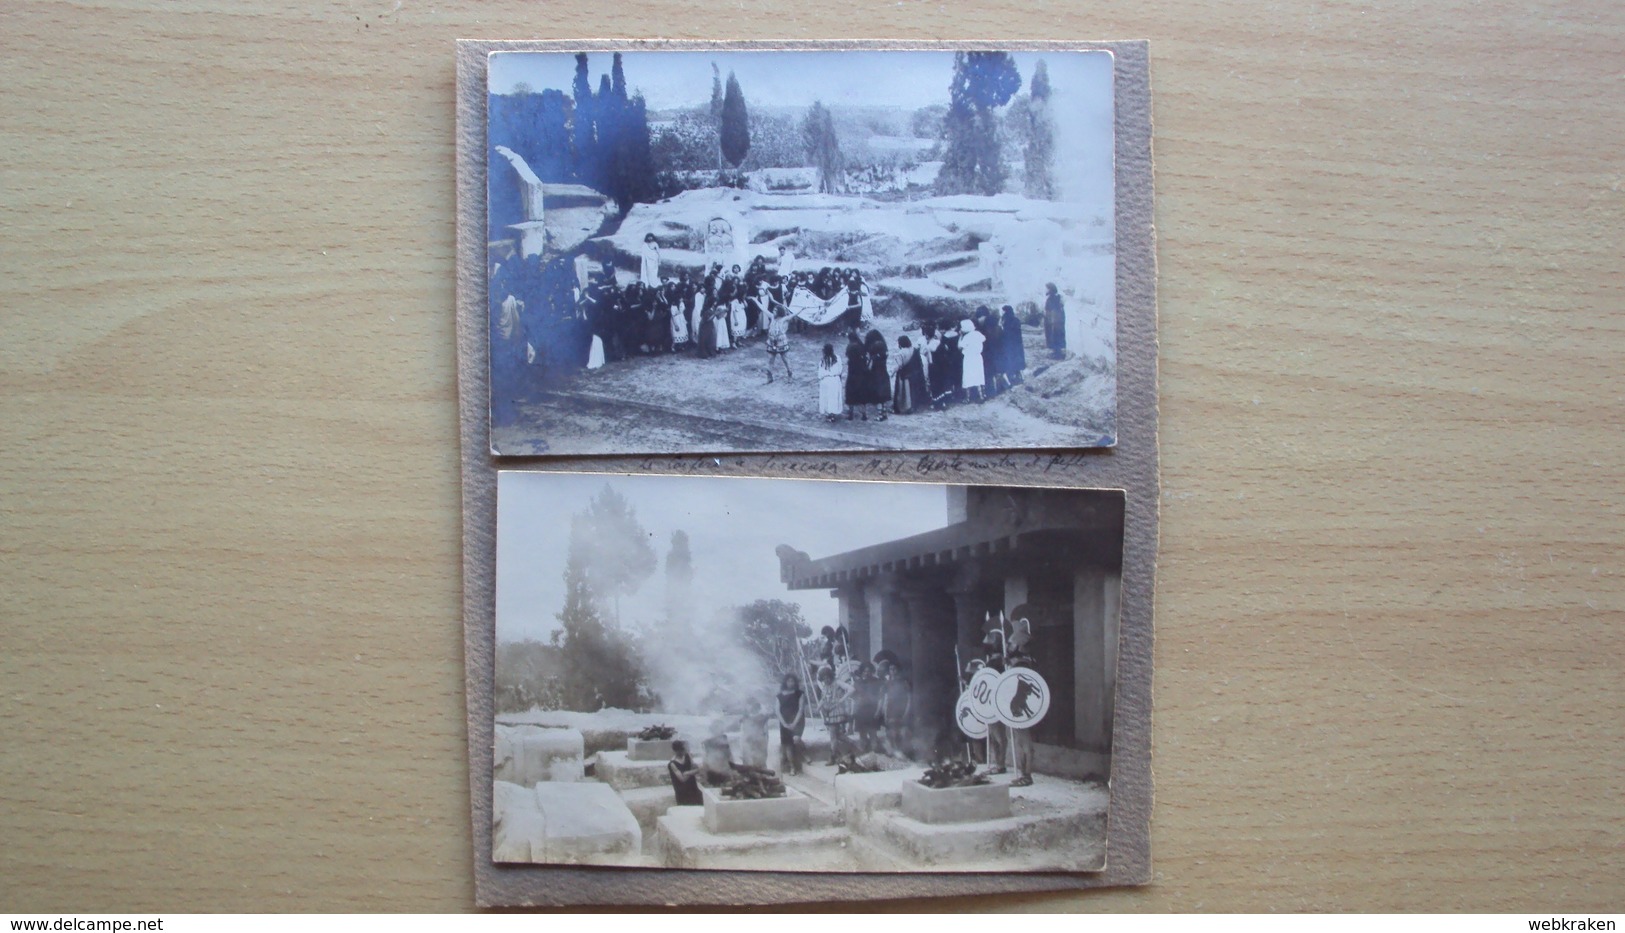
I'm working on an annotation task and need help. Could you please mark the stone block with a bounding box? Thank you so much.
[531,781,641,864]
[594,750,672,790]
[626,737,675,761]
[900,779,1011,825]
[491,780,548,863]
[701,786,812,834]
[656,806,853,871]
[833,768,925,828]
[494,725,583,787]
[619,784,679,836]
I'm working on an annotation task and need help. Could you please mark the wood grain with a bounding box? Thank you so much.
[1,0,1620,913]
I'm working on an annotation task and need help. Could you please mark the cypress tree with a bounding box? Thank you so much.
[1023,59,1057,200]
[934,51,1022,196]
[720,72,751,169]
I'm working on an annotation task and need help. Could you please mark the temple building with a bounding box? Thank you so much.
[779,486,1123,781]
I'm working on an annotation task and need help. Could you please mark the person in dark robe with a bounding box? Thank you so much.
[697,295,717,359]
[843,331,870,420]
[932,321,963,408]
[667,740,703,806]
[1043,282,1066,358]
[621,282,646,354]
[644,280,672,353]
[851,662,883,754]
[976,307,1005,395]
[864,328,892,419]
[892,335,928,414]
[678,271,698,351]
[843,271,864,330]
[999,304,1027,386]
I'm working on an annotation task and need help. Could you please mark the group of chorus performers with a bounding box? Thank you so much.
[490,233,1071,422]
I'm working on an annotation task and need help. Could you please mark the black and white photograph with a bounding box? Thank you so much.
[492,471,1124,873]
[486,49,1118,455]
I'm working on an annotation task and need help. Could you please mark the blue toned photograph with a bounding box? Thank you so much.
[485,49,1118,455]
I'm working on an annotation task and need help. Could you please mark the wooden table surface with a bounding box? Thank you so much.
[2,0,1620,913]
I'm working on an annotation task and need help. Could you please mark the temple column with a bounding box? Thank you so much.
[948,563,987,671]
[835,584,870,666]
[900,582,957,759]
[1072,568,1109,754]
[867,575,912,664]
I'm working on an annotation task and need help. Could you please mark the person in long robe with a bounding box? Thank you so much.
[638,233,661,288]
[919,323,939,398]
[933,323,962,408]
[959,318,987,402]
[892,336,928,414]
[1043,282,1066,358]
[747,280,771,337]
[776,243,797,281]
[843,332,869,420]
[856,274,874,326]
[978,308,1005,395]
[843,272,864,330]
[697,295,717,359]
[665,277,689,349]
[491,294,528,425]
[645,281,672,353]
[999,304,1026,385]
[864,328,892,419]
[727,265,748,345]
[817,343,844,422]
[681,273,701,349]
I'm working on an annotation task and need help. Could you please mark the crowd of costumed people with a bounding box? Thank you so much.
[491,237,1069,425]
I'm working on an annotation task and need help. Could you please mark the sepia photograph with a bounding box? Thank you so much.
[492,471,1124,873]
[485,49,1118,455]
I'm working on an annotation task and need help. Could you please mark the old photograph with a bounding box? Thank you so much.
[493,471,1124,872]
[486,49,1118,455]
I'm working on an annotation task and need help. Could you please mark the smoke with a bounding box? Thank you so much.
[641,595,774,718]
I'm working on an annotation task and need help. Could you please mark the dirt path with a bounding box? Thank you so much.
[493,316,1112,456]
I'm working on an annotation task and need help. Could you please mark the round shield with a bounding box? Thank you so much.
[954,692,990,739]
[966,667,1002,722]
[993,667,1051,728]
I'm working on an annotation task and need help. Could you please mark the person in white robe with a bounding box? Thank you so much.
[857,276,874,326]
[958,319,987,402]
[777,244,797,280]
[638,234,661,288]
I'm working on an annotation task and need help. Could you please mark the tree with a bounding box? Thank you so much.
[575,484,657,625]
[709,63,725,170]
[736,599,813,681]
[934,51,1022,196]
[551,484,658,710]
[720,72,751,169]
[571,54,597,188]
[663,530,694,629]
[1022,59,1057,200]
[801,101,845,194]
[555,516,643,710]
[611,52,628,102]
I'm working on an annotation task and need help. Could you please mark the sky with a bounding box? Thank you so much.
[495,472,954,644]
[489,49,1113,115]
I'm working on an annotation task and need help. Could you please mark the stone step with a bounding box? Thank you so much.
[617,784,678,837]
[593,750,671,790]
[654,806,857,871]
[862,797,1107,872]
[906,250,981,276]
[931,264,996,294]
